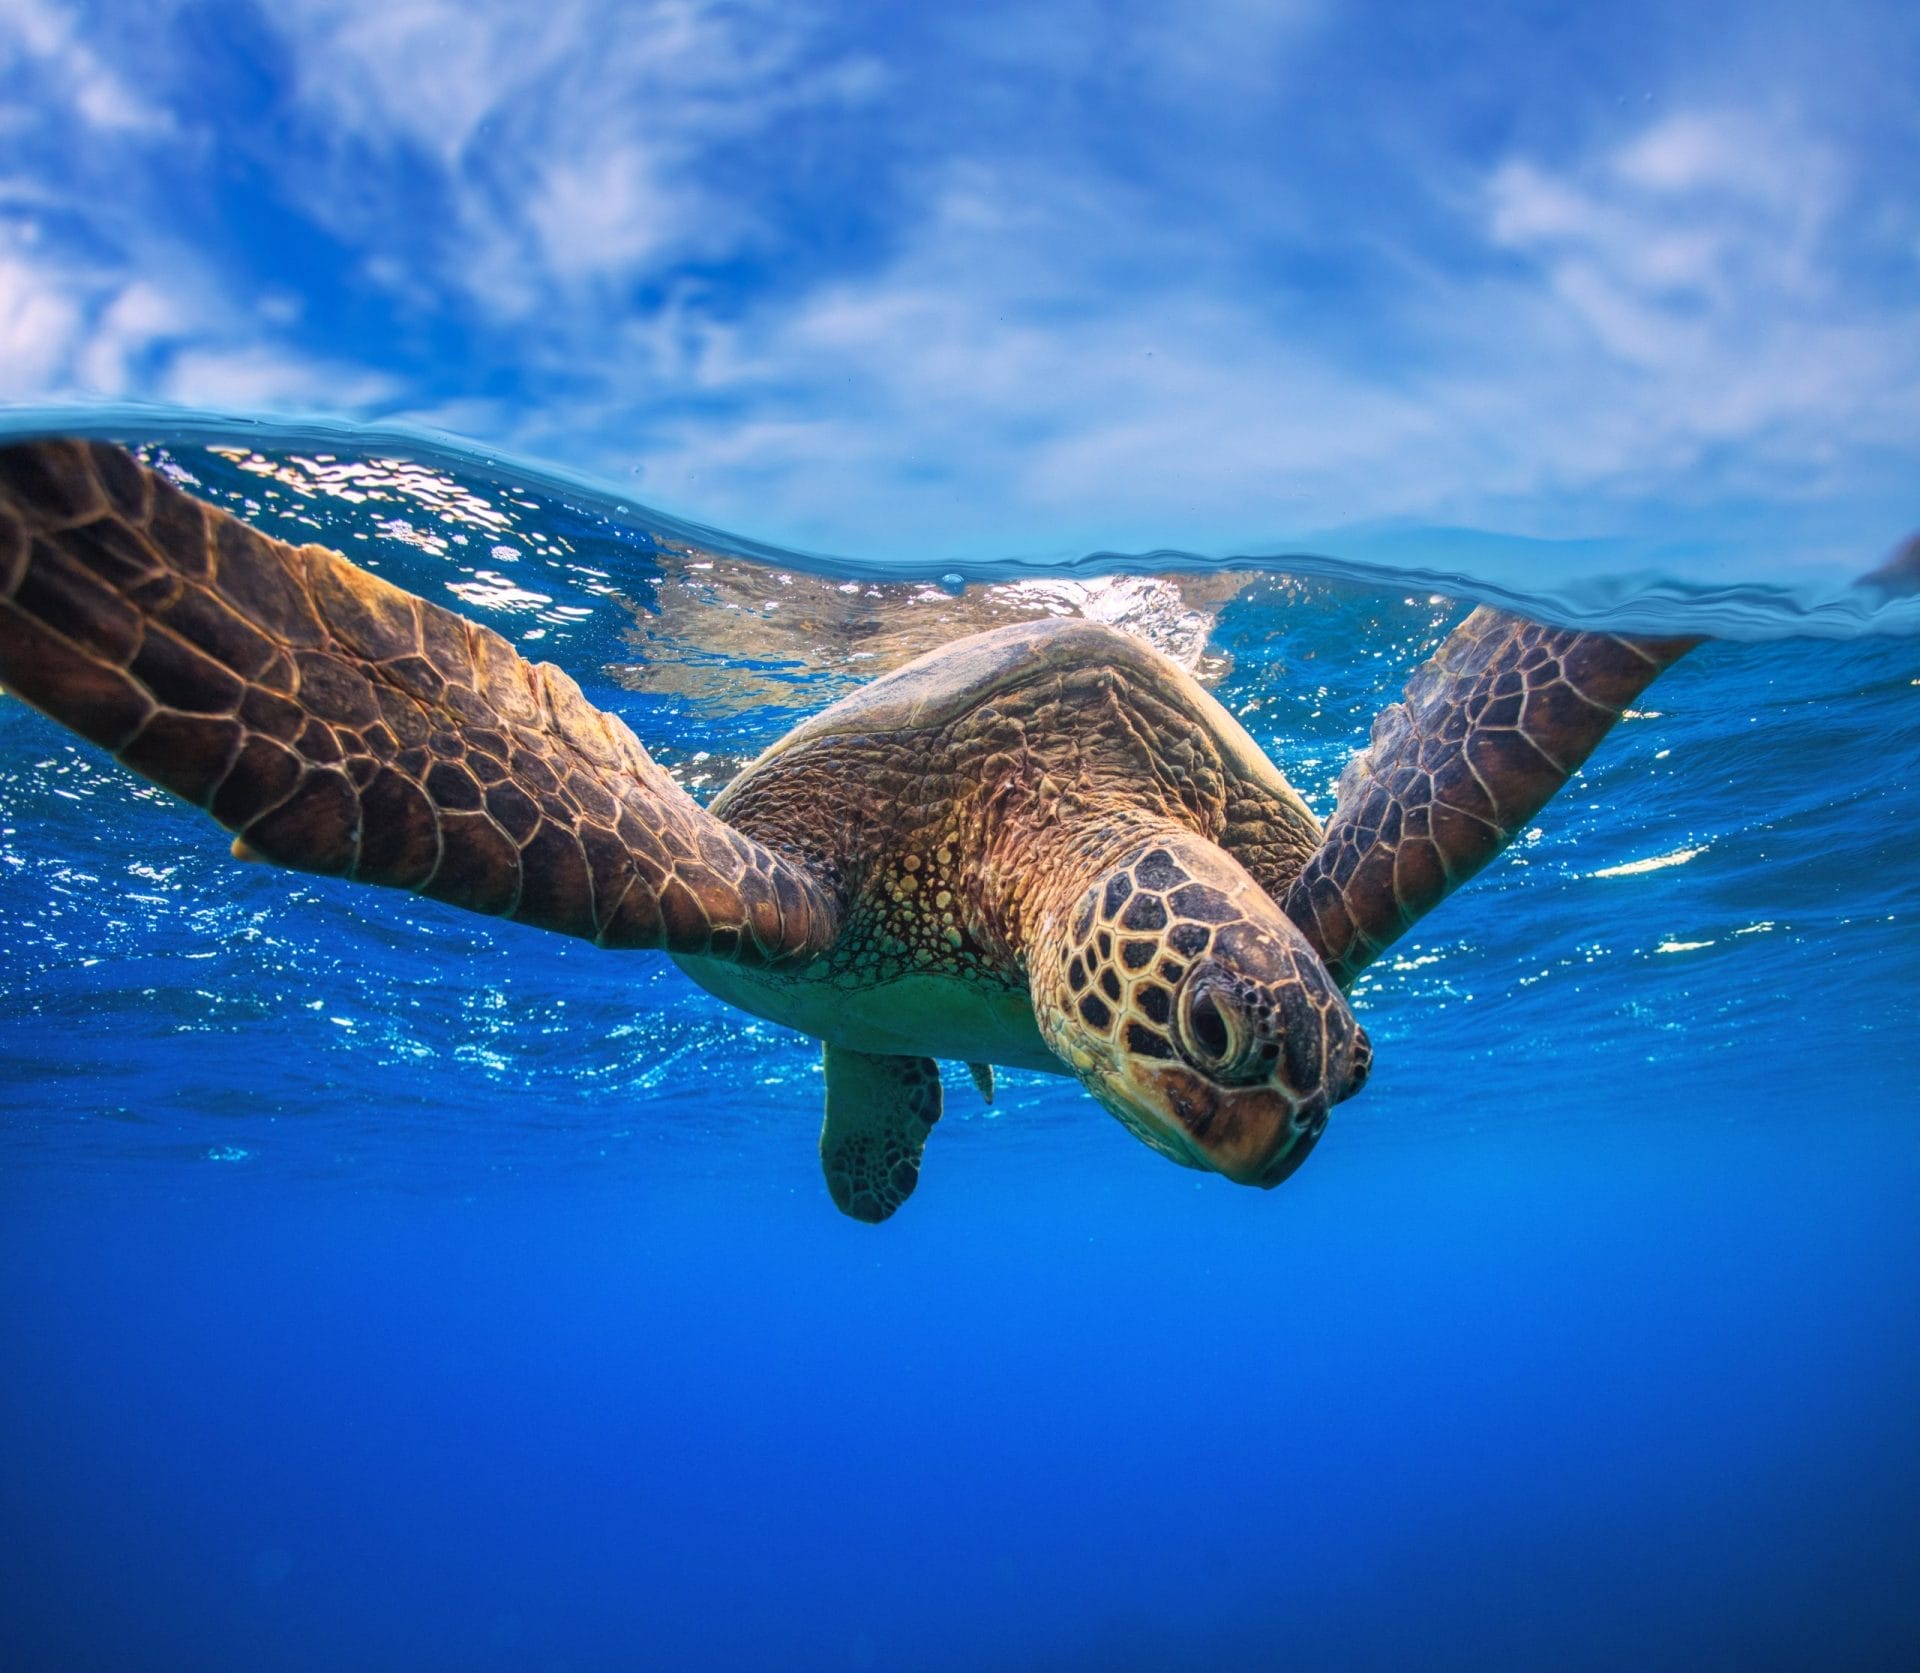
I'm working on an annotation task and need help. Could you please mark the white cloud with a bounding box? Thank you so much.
[556,103,1918,562]
[72,281,182,392]
[271,0,881,315]
[0,244,85,389]
[1463,108,1920,494]
[525,146,682,282]
[0,216,396,417]
[0,0,170,134]
[574,163,1467,554]
[1610,111,1818,209]
[1489,110,1841,314]
[159,347,400,414]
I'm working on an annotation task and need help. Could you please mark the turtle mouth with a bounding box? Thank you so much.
[1086,1074,1215,1171]
[1198,1094,1329,1187]
[1128,1063,1328,1186]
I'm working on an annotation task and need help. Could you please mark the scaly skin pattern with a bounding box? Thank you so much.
[1025,829,1371,1183]
[709,645,1326,995]
[0,440,839,962]
[820,1049,943,1223]
[1281,606,1696,985]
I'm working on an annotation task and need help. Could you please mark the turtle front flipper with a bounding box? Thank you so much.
[1283,607,1696,985]
[0,440,839,964]
[820,1047,942,1223]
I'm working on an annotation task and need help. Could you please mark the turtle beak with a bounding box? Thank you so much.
[1129,1066,1321,1187]
[1213,1092,1329,1187]
[1139,1013,1370,1187]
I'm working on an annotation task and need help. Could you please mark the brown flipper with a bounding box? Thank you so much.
[0,439,840,963]
[820,1047,942,1224]
[1282,607,1695,985]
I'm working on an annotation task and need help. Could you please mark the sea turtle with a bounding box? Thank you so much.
[0,440,1693,1220]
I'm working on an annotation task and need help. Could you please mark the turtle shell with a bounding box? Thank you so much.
[727,617,1309,819]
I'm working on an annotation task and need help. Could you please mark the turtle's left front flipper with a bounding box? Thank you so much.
[1283,607,1696,985]
[820,1047,943,1223]
[0,440,839,964]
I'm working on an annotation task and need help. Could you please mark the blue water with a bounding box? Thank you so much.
[2,440,1917,1671]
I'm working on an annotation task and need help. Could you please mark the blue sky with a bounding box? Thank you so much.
[1,0,1915,572]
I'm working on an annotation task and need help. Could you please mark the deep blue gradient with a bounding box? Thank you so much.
[2,441,1918,1671]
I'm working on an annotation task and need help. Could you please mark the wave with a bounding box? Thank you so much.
[2,401,1915,641]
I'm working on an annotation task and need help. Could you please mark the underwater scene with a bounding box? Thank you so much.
[1,433,1916,1672]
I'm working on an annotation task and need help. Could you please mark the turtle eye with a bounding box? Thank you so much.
[1188,990,1230,1057]
[1175,971,1264,1085]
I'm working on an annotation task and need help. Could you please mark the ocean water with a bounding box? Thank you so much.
[1,436,1917,1672]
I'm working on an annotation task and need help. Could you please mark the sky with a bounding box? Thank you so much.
[0,0,1916,573]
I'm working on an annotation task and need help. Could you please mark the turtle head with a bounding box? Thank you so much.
[1032,833,1370,1186]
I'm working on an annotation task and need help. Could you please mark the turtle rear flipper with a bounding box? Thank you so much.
[1283,607,1696,985]
[820,1047,942,1223]
[0,440,839,964]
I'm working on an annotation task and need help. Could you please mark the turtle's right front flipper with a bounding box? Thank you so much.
[1282,607,1696,985]
[0,440,839,964]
